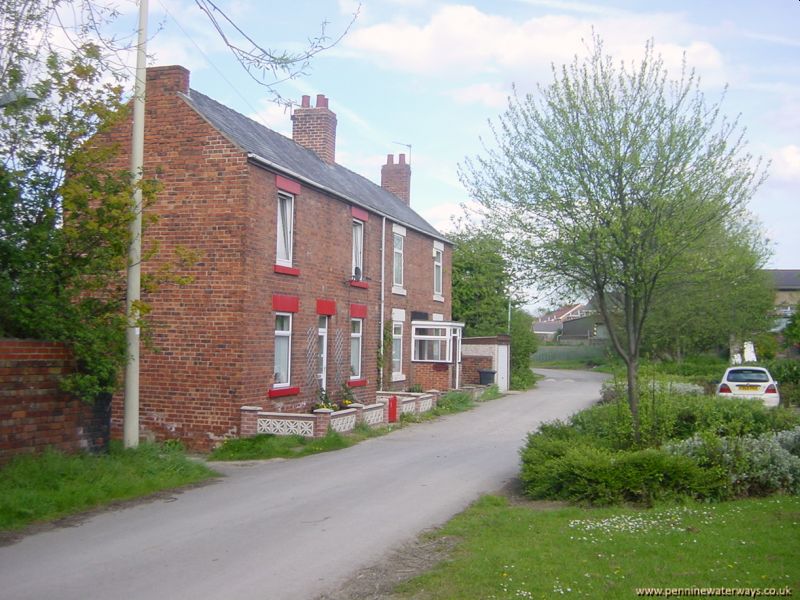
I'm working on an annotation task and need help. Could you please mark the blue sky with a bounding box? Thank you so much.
[124,0,798,281]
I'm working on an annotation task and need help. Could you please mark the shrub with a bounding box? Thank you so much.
[766,359,800,385]
[665,428,800,498]
[521,441,723,505]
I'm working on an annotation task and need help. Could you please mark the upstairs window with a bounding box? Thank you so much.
[276,192,294,267]
[393,234,404,289]
[352,220,364,279]
[433,242,444,299]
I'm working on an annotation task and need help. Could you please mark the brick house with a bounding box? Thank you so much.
[103,66,462,449]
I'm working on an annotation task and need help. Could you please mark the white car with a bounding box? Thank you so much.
[716,366,780,407]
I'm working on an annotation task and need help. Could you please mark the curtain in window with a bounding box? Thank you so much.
[277,195,292,263]
[352,221,363,276]
[393,234,403,286]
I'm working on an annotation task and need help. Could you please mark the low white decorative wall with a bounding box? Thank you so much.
[241,392,440,439]
[257,413,315,437]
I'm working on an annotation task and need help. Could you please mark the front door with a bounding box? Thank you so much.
[317,316,328,392]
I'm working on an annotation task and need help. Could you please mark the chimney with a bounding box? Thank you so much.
[291,94,337,164]
[145,65,190,96]
[381,153,411,205]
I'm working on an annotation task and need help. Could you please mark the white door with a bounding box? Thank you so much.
[497,344,510,392]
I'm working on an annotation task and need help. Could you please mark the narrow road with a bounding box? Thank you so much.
[0,369,605,600]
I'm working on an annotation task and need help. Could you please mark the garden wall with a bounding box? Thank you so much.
[241,391,442,439]
[0,340,110,464]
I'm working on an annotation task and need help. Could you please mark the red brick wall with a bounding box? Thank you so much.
[97,65,455,449]
[0,340,108,464]
[462,356,492,385]
[412,362,452,392]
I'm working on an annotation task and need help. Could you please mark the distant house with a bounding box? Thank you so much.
[532,303,593,341]
[764,269,800,316]
[560,315,608,344]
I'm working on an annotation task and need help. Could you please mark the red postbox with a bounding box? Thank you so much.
[388,395,398,423]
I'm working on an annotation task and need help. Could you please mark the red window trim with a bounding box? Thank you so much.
[274,265,300,276]
[349,280,369,289]
[268,386,301,398]
[276,175,301,195]
[350,303,368,318]
[347,379,367,388]
[316,299,337,316]
[273,294,299,313]
[351,206,369,222]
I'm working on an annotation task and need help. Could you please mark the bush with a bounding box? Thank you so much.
[520,441,723,505]
[665,428,800,498]
[765,359,800,385]
[520,394,800,506]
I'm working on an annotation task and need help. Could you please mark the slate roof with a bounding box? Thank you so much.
[764,269,800,291]
[182,89,447,242]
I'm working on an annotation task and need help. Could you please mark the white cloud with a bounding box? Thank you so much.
[449,82,510,108]
[247,100,293,136]
[770,145,800,181]
[417,199,483,233]
[344,5,728,87]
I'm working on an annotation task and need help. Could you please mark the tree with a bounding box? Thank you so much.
[641,219,774,359]
[784,307,800,351]
[450,228,514,337]
[460,37,766,440]
[509,307,538,389]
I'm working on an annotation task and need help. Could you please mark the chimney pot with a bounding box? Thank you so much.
[292,93,337,164]
[381,153,411,205]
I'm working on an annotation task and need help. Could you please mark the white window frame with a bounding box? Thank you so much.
[352,219,364,279]
[412,324,451,363]
[274,312,292,387]
[433,241,444,301]
[350,318,363,379]
[391,321,404,381]
[392,224,406,294]
[276,192,294,267]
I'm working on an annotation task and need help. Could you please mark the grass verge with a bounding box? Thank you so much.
[208,423,390,461]
[0,442,217,531]
[393,494,800,599]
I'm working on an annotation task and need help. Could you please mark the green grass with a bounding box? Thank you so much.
[0,442,217,531]
[208,423,391,461]
[394,494,800,599]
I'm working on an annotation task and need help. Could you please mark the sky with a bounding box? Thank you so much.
[112,0,798,296]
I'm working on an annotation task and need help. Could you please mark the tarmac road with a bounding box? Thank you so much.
[0,368,606,600]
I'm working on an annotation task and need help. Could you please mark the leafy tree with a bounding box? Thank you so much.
[641,219,774,359]
[460,37,765,440]
[784,307,800,350]
[509,307,538,389]
[450,228,514,337]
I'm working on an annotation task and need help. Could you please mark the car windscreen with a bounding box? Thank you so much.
[726,369,769,383]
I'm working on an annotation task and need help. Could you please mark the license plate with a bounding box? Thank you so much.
[737,385,760,391]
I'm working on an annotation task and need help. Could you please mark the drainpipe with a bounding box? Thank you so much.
[379,216,386,391]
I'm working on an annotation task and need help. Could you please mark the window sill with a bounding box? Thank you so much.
[349,280,369,289]
[347,378,368,387]
[268,386,300,398]
[274,265,300,276]
[392,286,407,296]
[391,373,406,382]
[433,294,444,303]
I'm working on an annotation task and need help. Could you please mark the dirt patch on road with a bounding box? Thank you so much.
[316,479,569,600]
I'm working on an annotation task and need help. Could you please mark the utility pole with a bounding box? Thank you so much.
[124,0,148,449]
